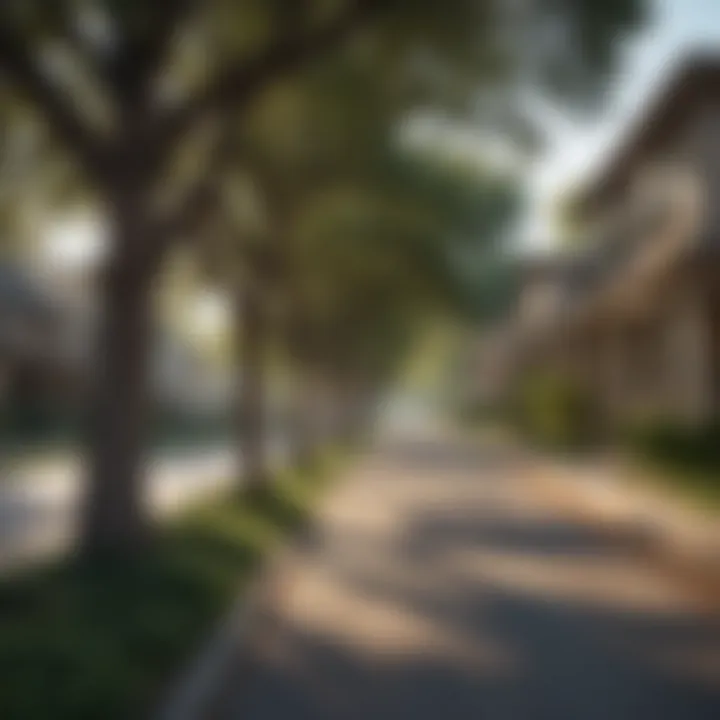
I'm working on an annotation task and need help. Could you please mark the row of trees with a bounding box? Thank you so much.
[0,0,646,557]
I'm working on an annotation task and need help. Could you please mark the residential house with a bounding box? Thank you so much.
[514,54,720,430]
[0,257,230,441]
[0,262,75,438]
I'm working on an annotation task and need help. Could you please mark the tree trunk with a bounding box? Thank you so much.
[334,379,358,445]
[236,282,269,492]
[284,300,321,472]
[78,247,156,557]
[289,370,319,472]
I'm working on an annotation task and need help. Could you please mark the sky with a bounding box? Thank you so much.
[524,0,720,250]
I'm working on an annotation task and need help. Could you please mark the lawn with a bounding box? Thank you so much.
[0,457,336,720]
[633,457,720,509]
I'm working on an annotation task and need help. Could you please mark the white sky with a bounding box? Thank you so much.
[45,212,107,268]
[44,213,231,335]
[190,290,230,337]
[524,0,720,249]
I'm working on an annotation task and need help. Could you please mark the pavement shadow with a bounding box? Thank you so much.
[222,440,720,720]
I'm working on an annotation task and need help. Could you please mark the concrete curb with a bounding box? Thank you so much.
[153,496,324,720]
[155,592,253,720]
[154,450,303,720]
[154,542,296,720]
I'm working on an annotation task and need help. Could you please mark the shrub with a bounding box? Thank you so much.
[624,419,720,504]
[625,419,720,470]
[515,370,597,450]
[0,458,337,720]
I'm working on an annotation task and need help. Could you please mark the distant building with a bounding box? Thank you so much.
[0,262,69,392]
[511,54,720,429]
[465,325,521,409]
[0,258,229,436]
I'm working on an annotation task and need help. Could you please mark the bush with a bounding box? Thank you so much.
[625,420,720,467]
[625,420,720,505]
[624,419,720,503]
[0,394,80,447]
[456,397,508,427]
[151,408,231,449]
[515,370,597,450]
[0,458,337,720]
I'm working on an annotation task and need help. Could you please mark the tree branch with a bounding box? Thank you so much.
[153,0,382,159]
[150,123,236,251]
[107,0,196,109]
[52,6,108,85]
[155,176,220,248]
[0,23,109,185]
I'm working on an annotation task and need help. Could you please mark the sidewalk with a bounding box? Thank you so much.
[189,429,720,720]
[532,452,720,597]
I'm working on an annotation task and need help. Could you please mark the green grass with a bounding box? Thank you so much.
[632,457,720,509]
[0,455,338,720]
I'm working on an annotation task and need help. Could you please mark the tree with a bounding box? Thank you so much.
[289,151,520,432]
[198,171,280,493]
[0,1,387,553]
[195,54,403,484]
[0,0,647,554]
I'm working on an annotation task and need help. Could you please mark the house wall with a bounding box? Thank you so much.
[657,281,715,425]
[681,98,720,243]
[558,275,718,431]
[591,323,640,426]
[599,278,716,428]
[584,99,713,267]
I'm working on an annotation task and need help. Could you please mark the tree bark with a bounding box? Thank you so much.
[289,369,319,472]
[236,281,269,492]
[78,244,157,557]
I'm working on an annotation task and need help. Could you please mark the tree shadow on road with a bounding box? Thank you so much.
[225,439,720,720]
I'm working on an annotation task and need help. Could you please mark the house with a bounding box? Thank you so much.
[0,258,230,441]
[0,262,75,437]
[515,54,720,430]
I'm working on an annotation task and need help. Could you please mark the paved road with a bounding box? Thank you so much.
[222,428,720,720]
[0,440,286,571]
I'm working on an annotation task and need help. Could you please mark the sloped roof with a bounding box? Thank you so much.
[577,52,720,213]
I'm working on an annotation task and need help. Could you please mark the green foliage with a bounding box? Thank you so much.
[0,0,648,387]
[0,401,229,454]
[0,458,336,720]
[456,396,506,427]
[451,251,521,324]
[515,370,596,450]
[624,420,720,504]
[281,142,521,394]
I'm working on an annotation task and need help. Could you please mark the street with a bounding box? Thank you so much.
[0,440,285,571]
[220,428,720,719]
